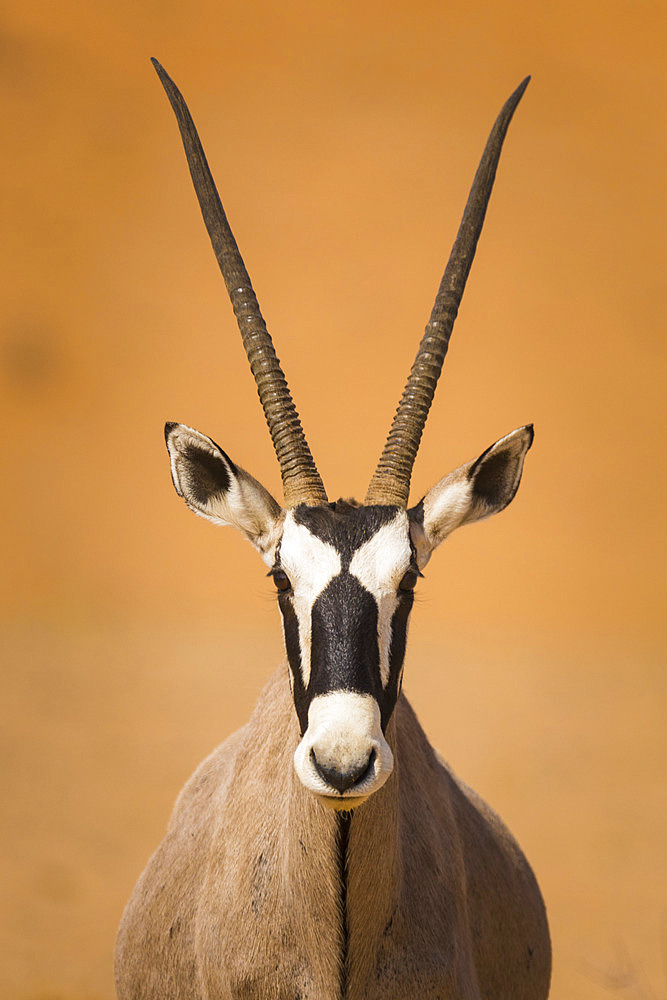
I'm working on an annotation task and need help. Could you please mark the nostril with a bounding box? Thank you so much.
[311,748,376,794]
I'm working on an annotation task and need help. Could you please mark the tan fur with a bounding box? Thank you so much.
[115,666,550,999]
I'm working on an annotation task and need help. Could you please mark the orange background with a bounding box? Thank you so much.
[1,2,665,998]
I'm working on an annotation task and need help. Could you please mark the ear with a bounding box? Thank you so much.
[408,425,534,568]
[165,422,284,565]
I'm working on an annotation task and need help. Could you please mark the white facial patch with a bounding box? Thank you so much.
[293,692,394,805]
[349,511,412,687]
[279,512,342,687]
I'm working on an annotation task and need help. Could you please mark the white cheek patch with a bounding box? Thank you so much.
[280,513,342,687]
[349,511,412,687]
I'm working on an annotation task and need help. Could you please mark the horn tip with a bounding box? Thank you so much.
[151,57,173,90]
[514,75,531,102]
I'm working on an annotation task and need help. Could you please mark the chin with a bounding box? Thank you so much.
[317,792,371,812]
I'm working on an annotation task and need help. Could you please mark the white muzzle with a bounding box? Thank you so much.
[293,692,394,808]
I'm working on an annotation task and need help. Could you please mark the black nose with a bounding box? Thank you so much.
[311,749,376,793]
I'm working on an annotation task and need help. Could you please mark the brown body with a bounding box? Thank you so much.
[115,667,550,999]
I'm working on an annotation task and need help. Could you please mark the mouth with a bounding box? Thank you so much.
[316,791,371,811]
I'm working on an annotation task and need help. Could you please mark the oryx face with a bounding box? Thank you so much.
[275,504,416,805]
[156,63,533,807]
[276,505,415,727]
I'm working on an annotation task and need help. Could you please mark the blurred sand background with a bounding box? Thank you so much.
[1,1,665,997]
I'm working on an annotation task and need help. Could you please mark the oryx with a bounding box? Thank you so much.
[115,61,551,1000]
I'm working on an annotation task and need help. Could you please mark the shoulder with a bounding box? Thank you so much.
[167,724,247,833]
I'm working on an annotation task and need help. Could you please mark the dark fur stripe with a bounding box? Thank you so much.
[381,592,413,729]
[337,811,351,999]
[309,575,381,701]
[279,594,309,734]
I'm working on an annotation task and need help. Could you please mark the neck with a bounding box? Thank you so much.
[344,714,402,995]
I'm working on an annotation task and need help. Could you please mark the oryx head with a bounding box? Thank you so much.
[155,61,533,809]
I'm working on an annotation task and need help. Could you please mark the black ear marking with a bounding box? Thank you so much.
[470,448,515,508]
[468,425,533,512]
[180,444,231,506]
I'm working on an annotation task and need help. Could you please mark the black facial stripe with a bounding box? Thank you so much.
[293,502,401,570]
[381,592,413,729]
[309,574,381,701]
[278,593,309,734]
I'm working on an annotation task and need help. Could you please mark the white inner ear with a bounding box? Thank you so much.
[228,471,284,565]
[349,512,412,687]
[410,474,473,569]
[280,513,342,687]
[420,474,473,551]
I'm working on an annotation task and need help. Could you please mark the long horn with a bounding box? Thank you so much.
[365,77,530,507]
[152,59,328,509]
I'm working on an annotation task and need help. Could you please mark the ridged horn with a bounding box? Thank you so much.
[365,77,530,507]
[152,59,328,509]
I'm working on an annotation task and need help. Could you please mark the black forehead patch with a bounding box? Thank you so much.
[293,502,402,565]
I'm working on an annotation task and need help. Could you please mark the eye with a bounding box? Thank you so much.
[271,569,292,593]
[398,568,420,593]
